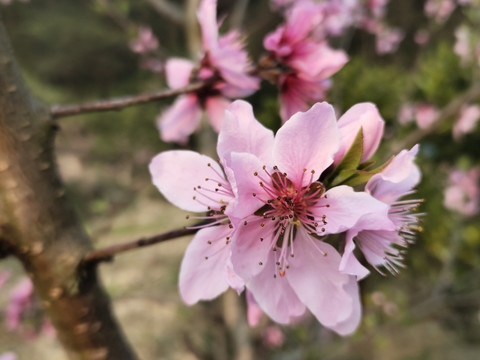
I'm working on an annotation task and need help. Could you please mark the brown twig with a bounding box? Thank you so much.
[82,221,212,264]
[390,82,480,153]
[50,81,208,119]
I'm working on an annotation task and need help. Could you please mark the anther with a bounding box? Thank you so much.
[290,254,294,258]
[286,265,290,269]
[260,238,264,242]
[273,166,278,170]
[263,165,266,170]
[205,256,209,260]
[261,223,265,227]
[253,193,256,197]
[186,215,190,219]
[321,228,325,232]
[273,274,277,278]
[254,172,258,176]
[205,178,209,181]
[324,252,328,256]
[229,224,233,229]
[311,170,315,174]
[207,163,211,167]
[193,196,196,200]
[208,241,212,244]
[276,261,280,265]
[259,262,263,266]
[326,204,330,207]
[244,221,248,226]
[273,247,277,251]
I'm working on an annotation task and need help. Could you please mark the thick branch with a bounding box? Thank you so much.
[83,225,202,264]
[391,82,480,153]
[0,16,137,360]
[50,81,207,119]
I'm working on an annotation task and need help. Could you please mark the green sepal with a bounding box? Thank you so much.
[327,128,364,185]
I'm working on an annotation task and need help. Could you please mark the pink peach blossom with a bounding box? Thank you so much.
[340,145,422,279]
[453,104,480,140]
[264,0,348,121]
[424,0,456,23]
[156,0,259,143]
[444,168,479,217]
[129,27,159,54]
[397,103,415,125]
[415,104,438,129]
[225,101,392,335]
[262,326,285,348]
[334,102,385,166]
[150,101,274,303]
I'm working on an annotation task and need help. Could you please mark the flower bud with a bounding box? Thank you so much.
[334,103,385,166]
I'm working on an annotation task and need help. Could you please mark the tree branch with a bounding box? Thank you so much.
[83,221,215,264]
[50,81,208,119]
[143,0,185,25]
[390,82,480,153]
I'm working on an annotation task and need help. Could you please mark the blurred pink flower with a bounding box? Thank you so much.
[156,0,259,143]
[0,270,10,288]
[444,168,480,217]
[414,29,430,45]
[375,25,404,54]
[226,101,393,335]
[334,102,385,166]
[262,326,285,348]
[416,104,438,129]
[129,27,159,54]
[246,290,264,326]
[6,277,34,331]
[397,103,415,125]
[264,1,348,121]
[340,145,422,279]
[454,26,471,65]
[424,0,456,23]
[366,0,389,18]
[0,353,17,360]
[453,104,480,140]
[140,58,163,73]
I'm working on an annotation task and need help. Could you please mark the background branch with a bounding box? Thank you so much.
[390,82,480,153]
[143,0,185,25]
[83,222,211,264]
[50,81,208,119]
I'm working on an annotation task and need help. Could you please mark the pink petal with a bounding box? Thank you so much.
[366,145,421,204]
[334,103,385,165]
[339,231,370,280]
[198,0,219,51]
[165,58,195,89]
[248,251,306,324]
[157,95,202,144]
[290,42,348,80]
[316,185,392,235]
[230,217,278,281]
[149,150,229,212]
[205,96,231,132]
[179,225,232,305]
[226,152,266,221]
[246,290,264,326]
[273,102,339,187]
[217,100,274,165]
[286,230,360,335]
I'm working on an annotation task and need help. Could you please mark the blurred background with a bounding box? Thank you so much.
[1,0,480,359]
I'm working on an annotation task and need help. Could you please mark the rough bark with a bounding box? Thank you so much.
[0,16,137,360]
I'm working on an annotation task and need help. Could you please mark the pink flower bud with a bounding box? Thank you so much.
[334,103,385,166]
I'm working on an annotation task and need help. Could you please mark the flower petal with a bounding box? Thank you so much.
[286,230,360,334]
[366,145,421,204]
[339,231,370,280]
[218,100,274,165]
[149,150,230,212]
[316,185,392,235]
[247,251,306,324]
[165,58,195,89]
[198,0,218,51]
[226,152,266,221]
[157,95,202,145]
[205,95,231,132]
[334,102,385,165]
[179,225,232,305]
[273,102,339,187]
[230,217,278,281]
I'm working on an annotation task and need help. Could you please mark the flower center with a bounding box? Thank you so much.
[251,166,329,277]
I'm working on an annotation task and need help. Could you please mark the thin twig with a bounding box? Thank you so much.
[390,82,480,153]
[143,0,185,25]
[82,222,212,264]
[50,81,208,119]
